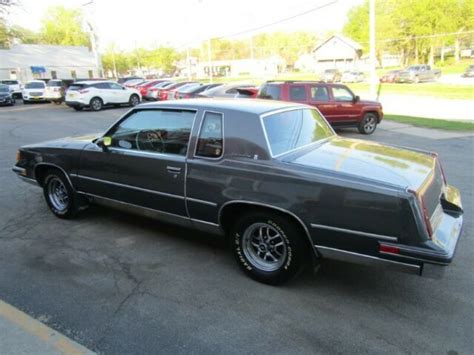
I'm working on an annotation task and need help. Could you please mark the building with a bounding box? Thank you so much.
[311,34,363,71]
[0,44,100,82]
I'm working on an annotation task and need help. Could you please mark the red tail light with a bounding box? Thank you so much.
[174,91,179,99]
[184,93,191,99]
[379,244,400,254]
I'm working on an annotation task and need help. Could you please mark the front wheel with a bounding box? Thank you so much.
[43,170,79,219]
[230,211,307,285]
[90,97,103,111]
[358,113,378,135]
[129,94,140,107]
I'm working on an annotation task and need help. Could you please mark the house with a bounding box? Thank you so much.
[311,34,363,71]
[0,44,100,82]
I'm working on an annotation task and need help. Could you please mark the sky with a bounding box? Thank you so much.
[9,0,364,51]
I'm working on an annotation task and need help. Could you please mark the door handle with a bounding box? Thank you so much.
[166,166,181,174]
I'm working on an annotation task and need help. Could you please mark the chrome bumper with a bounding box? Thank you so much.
[12,167,39,187]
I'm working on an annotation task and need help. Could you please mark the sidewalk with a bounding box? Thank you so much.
[0,300,94,355]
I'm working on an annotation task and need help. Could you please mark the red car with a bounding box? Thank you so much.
[158,82,198,101]
[136,80,169,97]
[258,81,383,134]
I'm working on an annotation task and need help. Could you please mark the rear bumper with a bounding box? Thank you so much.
[66,101,86,108]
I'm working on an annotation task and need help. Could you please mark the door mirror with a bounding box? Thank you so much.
[96,136,112,151]
[353,95,360,103]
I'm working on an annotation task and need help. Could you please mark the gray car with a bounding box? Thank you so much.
[13,99,464,285]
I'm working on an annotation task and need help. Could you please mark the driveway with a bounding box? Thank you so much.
[0,103,473,354]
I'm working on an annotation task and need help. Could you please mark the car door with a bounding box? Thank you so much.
[308,85,336,122]
[329,86,359,124]
[76,108,197,216]
[109,82,129,103]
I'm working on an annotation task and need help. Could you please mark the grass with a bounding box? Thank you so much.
[384,114,474,131]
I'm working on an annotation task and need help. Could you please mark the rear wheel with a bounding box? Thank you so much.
[358,113,378,135]
[230,211,307,285]
[90,97,103,111]
[129,94,140,107]
[43,170,79,219]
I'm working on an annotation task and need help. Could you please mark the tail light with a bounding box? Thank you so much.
[408,189,433,239]
[184,93,191,99]
[16,150,22,163]
[175,91,179,99]
[379,244,400,254]
[79,89,89,94]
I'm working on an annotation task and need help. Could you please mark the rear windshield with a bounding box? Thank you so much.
[1,80,18,85]
[258,85,281,100]
[68,84,88,91]
[25,82,45,89]
[263,109,334,156]
[47,81,62,87]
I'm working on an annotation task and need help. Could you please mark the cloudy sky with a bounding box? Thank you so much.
[9,0,364,50]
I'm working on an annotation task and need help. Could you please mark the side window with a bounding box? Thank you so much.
[332,87,354,102]
[289,86,307,101]
[109,83,123,90]
[93,82,110,89]
[310,86,329,102]
[195,112,223,158]
[109,109,196,156]
[259,85,281,100]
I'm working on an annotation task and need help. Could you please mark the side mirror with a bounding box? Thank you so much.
[353,95,360,103]
[96,136,112,151]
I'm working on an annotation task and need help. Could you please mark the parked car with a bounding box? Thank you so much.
[199,83,257,98]
[22,80,48,103]
[396,65,441,83]
[323,69,342,83]
[12,99,464,285]
[65,80,141,111]
[117,76,143,84]
[380,69,403,83]
[461,64,474,78]
[44,79,73,104]
[258,81,383,134]
[136,80,170,97]
[0,79,23,98]
[0,84,15,106]
[123,79,146,88]
[144,81,174,101]
[157,82,197,101]
[341,70,365,83]
[175,83,222,99]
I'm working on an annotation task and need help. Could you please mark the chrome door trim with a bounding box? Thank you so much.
[72,174,184,200]
[310,223,398,242]
[186,197,218,207]
[315,245,421,274]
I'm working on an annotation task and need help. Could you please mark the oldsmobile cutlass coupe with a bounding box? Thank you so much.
[13,99,464,284]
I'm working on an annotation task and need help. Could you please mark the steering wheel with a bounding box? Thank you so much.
[136,129,165,152]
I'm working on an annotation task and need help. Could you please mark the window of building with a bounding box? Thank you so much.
[195,112,223,158]
[70,70,77,79]
[51,71,57,79]
[88,70,93,79]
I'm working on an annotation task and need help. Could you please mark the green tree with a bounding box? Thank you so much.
[40,5,90,47]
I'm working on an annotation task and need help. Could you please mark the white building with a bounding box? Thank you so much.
[0,44,100,82]
[312,34,363,71]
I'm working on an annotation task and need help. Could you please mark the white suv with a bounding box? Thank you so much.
[65,80,141,111]
[0,80,23,98]
[22,80,47,103]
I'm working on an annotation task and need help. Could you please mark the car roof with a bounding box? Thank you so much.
[72,80,114,85]
[138,98,307,116]
[26,80,46,83]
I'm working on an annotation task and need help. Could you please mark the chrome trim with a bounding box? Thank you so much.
[74,174,185,200]
[315,245,421,275]
[108,147,187,160]
[259,107,336,159]
[218,200,319,258]
[17,175,39,186]
[186,197,218,207]
[379,251,448,265]
[34,163,75,191]
[310,223,398,242]
[193,110,225,160]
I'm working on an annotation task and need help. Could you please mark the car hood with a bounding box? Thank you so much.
[282,136,435,190]
[22,133,101,150]
[359,99,380,106]
[0,93,10,97]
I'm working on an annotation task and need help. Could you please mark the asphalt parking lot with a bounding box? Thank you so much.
[1,102,473,354]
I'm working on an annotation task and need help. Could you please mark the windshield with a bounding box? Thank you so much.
[25,82,45,89]
[1,80,17,85]
[0,85,9,92]
[47,81,62,87]
[263,108,334,157]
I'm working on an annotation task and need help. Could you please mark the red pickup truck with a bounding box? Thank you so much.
[258,81,383,134]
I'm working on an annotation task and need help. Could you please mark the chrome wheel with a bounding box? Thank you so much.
[242,222,288,272]
[363,115,376,134]
[47,177,69,212]
[91,98,102,111]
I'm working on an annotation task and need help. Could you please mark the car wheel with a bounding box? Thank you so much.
[358,113,378,135]
[129,94,140,107]
[90,97,103,111]
[73,106,83,111]
[54,100,62,105]
[230,211,307,285]
[43,170,79,219]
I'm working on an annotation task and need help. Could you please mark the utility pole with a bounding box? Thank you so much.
[369,0,377,99]
[82,1,103,78]
[207,38,213,83]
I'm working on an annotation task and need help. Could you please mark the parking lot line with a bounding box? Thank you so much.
[0,299,95,355]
